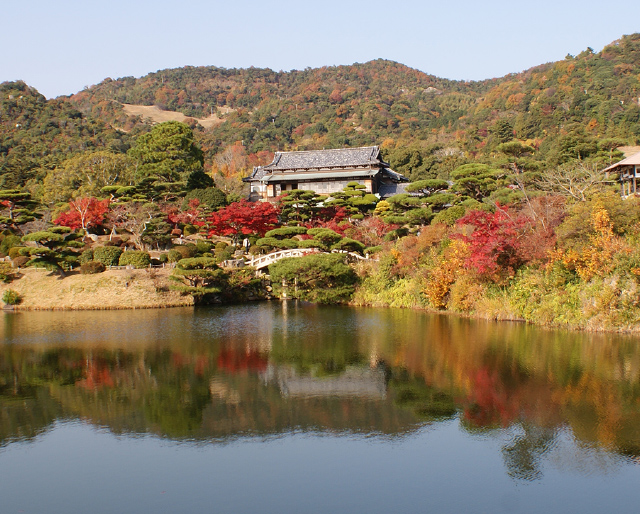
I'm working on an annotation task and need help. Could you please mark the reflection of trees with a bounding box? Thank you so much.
[3,304,640,477]
[362,308,640,467]
[501,424,557,481]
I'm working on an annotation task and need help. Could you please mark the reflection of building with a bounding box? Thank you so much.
[263,365,387,399]
[244,146,408,200]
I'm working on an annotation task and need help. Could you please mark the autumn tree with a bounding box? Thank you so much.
[53,197,110,234]
[107,201,172,250]
[207,200,280,241]
[453,206,527,281]
[536,161,609,201]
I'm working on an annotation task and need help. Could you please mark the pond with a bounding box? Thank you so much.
[1,303,640,513]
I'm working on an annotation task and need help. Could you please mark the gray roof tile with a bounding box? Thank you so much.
[263,146,383,170]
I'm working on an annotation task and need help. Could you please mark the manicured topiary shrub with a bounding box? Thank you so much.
[79,249,94,264]
[119,251,151,268]
[8,247,25,260]
[365,245,383,255]
[431,205,466,226]
[265,226,308,239]
[183,224,199,236]
[167,249,182,263]
[297,240,318,249]
[93,246,123,266]
[0,235,21,255]
[2,289,22,305]
[331,238,366,254]
[80,261,106,274]
[172,245,197,260]
[12,256,30,268]
[195,241,213,254]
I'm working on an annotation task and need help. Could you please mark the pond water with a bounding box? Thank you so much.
[2,303,640,513]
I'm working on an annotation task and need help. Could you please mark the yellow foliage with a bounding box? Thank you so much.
[423,240,470,309]
[557,204,627,281]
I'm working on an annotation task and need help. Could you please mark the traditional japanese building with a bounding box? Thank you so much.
[244,146,409,200]
[603,151,640,197]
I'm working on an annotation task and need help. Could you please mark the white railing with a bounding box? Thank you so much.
[244,248,321,269]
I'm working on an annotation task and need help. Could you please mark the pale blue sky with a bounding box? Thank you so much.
[2,0,639,98]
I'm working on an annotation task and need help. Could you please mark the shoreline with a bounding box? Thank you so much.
[3,268,640,334]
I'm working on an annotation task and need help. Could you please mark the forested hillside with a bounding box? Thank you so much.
[2,34,640,193]
[0,81,130,190]
[64,34,640,180]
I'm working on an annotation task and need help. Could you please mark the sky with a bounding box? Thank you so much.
[2,0,640,99]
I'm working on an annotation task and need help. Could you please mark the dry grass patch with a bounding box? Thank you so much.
[0,268,193,310]
[121,104,232,129]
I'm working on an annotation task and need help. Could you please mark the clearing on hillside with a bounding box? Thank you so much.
[121,104,234,129]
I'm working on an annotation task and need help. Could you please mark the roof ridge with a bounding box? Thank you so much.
[274,146,377,155]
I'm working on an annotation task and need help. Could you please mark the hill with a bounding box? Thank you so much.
[0,81,130,190]
[2,34,640,190]
[67,35,640,178]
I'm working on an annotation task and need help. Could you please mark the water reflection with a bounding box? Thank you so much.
[2,303,640,481]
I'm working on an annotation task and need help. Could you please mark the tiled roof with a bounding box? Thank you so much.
[263,146,383,170]
[262,170,380,182]
[378,182,410,199]
[603,151,640,172]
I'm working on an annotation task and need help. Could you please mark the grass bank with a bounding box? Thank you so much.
[0,268,194,310]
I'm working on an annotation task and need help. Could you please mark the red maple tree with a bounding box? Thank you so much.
[207,200,280,240]
[164,199,207,229]
[454,205,528,279]
[53,197,110,232]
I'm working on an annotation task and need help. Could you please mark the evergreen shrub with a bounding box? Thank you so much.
[119,251,151,268]
[2,289,21,305]
[79,249,94,264]
[93,246,123,266]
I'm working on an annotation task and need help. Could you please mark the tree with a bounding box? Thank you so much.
[0,189,39,233]
[181,187,226,211]
[53,197,110,234]
[450,163,504,201]
[21,226,83,276]
[207,200,279,241]
[278,189,322,224]
[268,253,358,304]
[108,201,171,250]
[536,161,609,201]
[170,257,229,303]
[128,121,205,199]
[454,206,527,281]
[42,151,134,204]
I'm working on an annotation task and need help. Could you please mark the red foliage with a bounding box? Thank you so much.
[454,205,529,279]
[207,200,280,238]
[164,199,206,228]
[217,348,268,373]
[53,197,110,231]
[462,367,518,427]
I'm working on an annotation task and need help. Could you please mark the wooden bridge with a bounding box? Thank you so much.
[223,248,374,270]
